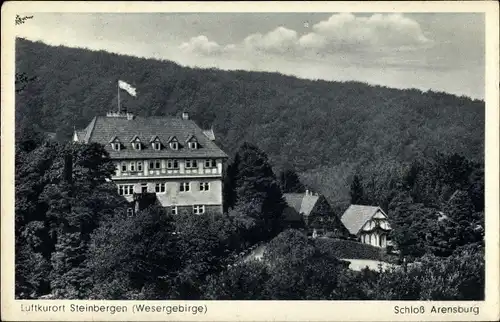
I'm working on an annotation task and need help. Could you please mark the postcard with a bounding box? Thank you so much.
[1,1,499,321]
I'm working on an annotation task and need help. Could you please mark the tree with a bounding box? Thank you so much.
[278,168,305,193]
[15,138,130,299]
[262,229,348,300]
[222,153,240,212]
[350,174,365,205]
[172,211,243,299]
[428,190,482,256]
[233,143,287,241]
[467,165,484,212]
[388,192,436,259]
[203,261,270,300]
[87,204,180,299]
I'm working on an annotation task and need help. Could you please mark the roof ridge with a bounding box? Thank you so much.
[84,116,97,143]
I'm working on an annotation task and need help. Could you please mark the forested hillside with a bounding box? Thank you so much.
[15,38,484,208]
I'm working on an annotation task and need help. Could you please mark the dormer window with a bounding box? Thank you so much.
[130,136,142,150]
[168,137,179,150]
[109,136,121,151]
[186,135,198,149]
[150,136,162,151]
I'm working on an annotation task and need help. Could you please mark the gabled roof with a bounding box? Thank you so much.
[74,114,228,159]
[341,205,387,235]
[167,136,178,143]
[129,135,141,143]
[108,136,121,143]
[283,192,320,216]
[149,135,161,143]
[203,129,216,141]
[74,116,97,143]
[185,134,198,142]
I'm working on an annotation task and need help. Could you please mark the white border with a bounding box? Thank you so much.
[2,2,499,321]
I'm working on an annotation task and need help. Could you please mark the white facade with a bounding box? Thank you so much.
[358,210,391,248]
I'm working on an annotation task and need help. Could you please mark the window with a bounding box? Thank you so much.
[205,159,217,168]
[126,208,134,217]
[111,142,121,151]
[121,162,127,172]
[199,182,210,191]
[167,159,179,169]
[155,183,166,193]
[132,142,141,150]
[170,141,179,150]
[118,185,134,196]
[185,159,198,169]
[179,182,190,192]
[141,183,148,193]
[193,205,205,215]
[153,142,161,151]
[130,162,136,172]
[137,161,143,172]
[188,141,198,149]
[171,206,178,215]
[149,160,161,169]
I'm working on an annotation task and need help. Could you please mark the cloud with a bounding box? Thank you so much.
[179,13,433,59]
[300,13,433,52]
[178,35,222,55]
[243,26,298,54]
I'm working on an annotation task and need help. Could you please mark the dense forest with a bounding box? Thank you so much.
[15,131,484,300]
[15,38,484,209]
[14,37,485,300]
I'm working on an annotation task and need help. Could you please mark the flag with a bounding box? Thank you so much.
[118,80,137,97]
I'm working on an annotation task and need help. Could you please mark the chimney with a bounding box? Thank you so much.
[181,112,189,120]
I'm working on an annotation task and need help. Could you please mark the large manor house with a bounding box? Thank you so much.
[73,111,227,216]
[73,111,392,249]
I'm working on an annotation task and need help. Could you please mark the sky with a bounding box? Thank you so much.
[15,12,485,99]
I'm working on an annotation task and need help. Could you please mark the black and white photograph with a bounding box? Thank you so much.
[2,1,499,321]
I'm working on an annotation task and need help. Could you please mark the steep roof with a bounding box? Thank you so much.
[74,115,227,159]
[341,205,387,235]
[283,192,320,216]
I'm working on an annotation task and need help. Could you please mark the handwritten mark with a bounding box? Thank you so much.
[15,14,33,25]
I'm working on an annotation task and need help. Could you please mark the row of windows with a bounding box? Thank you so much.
[117,182,211,195]
[127,205,206,216]
[119,159,218,173]
[112,140,198,151]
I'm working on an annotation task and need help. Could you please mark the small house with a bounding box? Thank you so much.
[283,190,350,238]
[341,204,392,248]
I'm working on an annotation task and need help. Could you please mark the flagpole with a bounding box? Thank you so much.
[117,81,121,113]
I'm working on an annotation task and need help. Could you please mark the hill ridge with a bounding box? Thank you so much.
[15,38,484,207]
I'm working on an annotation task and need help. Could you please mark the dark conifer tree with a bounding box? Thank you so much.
[278,168,306,193]
[349,174,365,205]
[233,143,287,240]
[222,153,240,212]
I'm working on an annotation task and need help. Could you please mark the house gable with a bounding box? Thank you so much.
[350,207,391,235]
[308,196,350,236]
[341,204,389,236]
